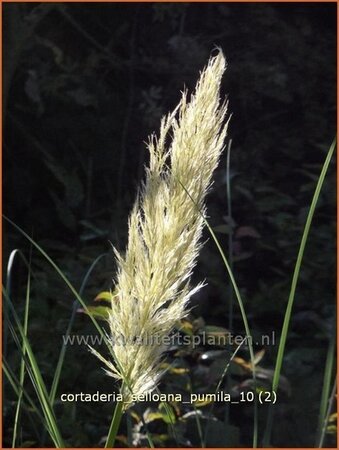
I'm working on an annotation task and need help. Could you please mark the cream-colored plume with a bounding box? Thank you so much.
[92,50,229,408]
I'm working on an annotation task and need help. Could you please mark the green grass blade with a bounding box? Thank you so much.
[204,338,246,445]
[12,255,32,447]
[105,399,124,448]
[3,248,30,438]
[316,333,335,446]
[226,139,234,331]
[3,216,106,338]
[3,218,137,446]
[318,378,337,448]
[49,253,107,405]
[262,137,336,447]
[4,288,65,447]
[187,376,205,447]
[178,180,258,448]
[145,426,155,448]
[6,317,62,447]
[3,357,47,430]
[3,357,44,444]
[225,139,235,432]
[3,216,131,382]
[4,249,31,368]
[154,386,178,446]
[136,403,156,448]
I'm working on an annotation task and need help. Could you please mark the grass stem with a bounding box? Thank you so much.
[178,179,258,448]
[316,331,335,446]
[224,139,234,429]
[12,253,32,447]
[318,378,337,448]
[262,137,336,447]
[105,399,124,448]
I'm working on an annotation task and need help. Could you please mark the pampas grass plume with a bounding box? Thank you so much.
[91,50,229,408]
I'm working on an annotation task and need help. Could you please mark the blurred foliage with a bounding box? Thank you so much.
[3,3,336,448]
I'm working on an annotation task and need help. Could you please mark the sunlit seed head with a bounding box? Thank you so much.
[91,50,228,408]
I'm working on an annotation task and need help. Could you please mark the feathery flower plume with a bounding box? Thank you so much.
[92,50,229,408]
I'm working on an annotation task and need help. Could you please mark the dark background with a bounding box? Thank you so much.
[3,2,336,448]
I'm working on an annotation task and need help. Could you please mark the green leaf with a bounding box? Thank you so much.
[159,402,176,424]
[94,291,113,303]
[77,305,110,320]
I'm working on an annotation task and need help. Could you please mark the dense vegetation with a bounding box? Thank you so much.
[3,3,336,448]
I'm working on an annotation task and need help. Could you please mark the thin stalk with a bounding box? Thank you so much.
[3,217,140,447]
[315,332,335,446]
[3,216,130,382]
[187,376,204,447]
[39,254,107,446]
[3,216,105,338]
[12,254,32,447]
[262,137,336,447]
[193,403,204,448]
[318,378,337,448]
[105,398,124,448]
[135,402,155,448]
[204,338,246,445]
[3,357,46,430]
[225,139,234,429]
[144,422,155,448]
[179,180,258,448]
[3,358,43,445]
[226,139,234,330]
[4,291,64,447]
[155,386,179,445]
[3,249,28,432]
[49,253,107,404]
[3,248,29,357]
